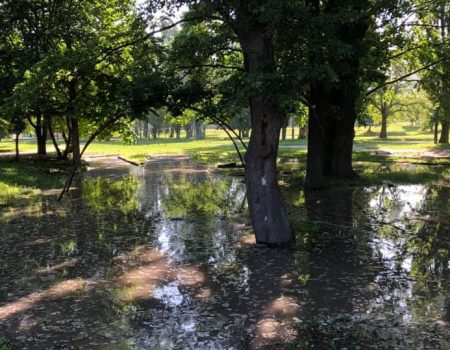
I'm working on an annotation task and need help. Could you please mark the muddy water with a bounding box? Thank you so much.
[1,157,450,349]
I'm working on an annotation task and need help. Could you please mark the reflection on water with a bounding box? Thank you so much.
[1,157,450,349]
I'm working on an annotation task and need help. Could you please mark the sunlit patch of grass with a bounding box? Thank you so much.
[0,182,40,207]
[0,156,69,209]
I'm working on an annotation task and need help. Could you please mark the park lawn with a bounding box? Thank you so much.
[1,123,450,206]
[0,123,448,163]
[0,155,69,211]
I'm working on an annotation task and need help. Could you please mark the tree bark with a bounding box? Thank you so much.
[71,116,81,166]
[28,115,48,155]
[47,116,63,159]
[291,116,295,140]
[379,111,388,139]
[281,126,287,141]
[15,133,20,161]
[434,119,439,144]
[240,26,293,245]
[439,120,449,144]
[298,126,307,139]
[174,125,181,139]
[143,121,149,139]
[194,120,205,140]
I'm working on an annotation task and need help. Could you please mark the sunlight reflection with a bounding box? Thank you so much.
[0,279,86,320]
[268,296,301,315]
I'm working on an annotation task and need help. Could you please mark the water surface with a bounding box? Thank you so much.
[1,157,450,349]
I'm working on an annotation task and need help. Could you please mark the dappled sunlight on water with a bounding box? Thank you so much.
[0,279,86,320]
[1,159,450,348]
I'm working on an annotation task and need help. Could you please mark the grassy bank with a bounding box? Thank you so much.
[0,156,69,208]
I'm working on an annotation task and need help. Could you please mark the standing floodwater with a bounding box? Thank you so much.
[1,157,450,349]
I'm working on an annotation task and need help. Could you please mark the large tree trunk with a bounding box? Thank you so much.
[439,120,449,144]
[29,115,47,155]
[194,120,205,140]
[241,27,293,245]
[379,111,388,139]
[184,123,193,139]
[328,87,358,178]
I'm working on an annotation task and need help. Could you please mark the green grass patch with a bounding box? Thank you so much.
[0,156,69,208]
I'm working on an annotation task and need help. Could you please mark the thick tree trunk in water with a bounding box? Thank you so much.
[328,107,357,178]
[244,98,292,245]
[379,112,388,139]
[240,27,293,245]
[439,121,449,144]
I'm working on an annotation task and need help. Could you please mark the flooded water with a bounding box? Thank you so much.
[1,157,450,349]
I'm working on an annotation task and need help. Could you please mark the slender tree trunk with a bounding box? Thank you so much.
[169,125,175,138]
[47,116,63,159]
[143,122,149,139]
[379,111,388,139]
[15,133,20,161]
[240,27,293,245]
[291,116,295,140]
[434,120,439,144]
[439,121,449,144]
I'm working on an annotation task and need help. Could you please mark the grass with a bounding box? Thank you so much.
[0,156,69,208]
[1,123,448,164]
[1,122,449,211]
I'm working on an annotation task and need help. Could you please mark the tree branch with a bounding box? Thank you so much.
[366,55,450,96]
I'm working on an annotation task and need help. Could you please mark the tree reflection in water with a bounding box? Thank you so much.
[1,159,450,349]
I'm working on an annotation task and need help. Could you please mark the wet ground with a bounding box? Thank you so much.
[1,156,450,349]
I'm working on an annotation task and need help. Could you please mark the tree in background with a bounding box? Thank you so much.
[416,0,450,144]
